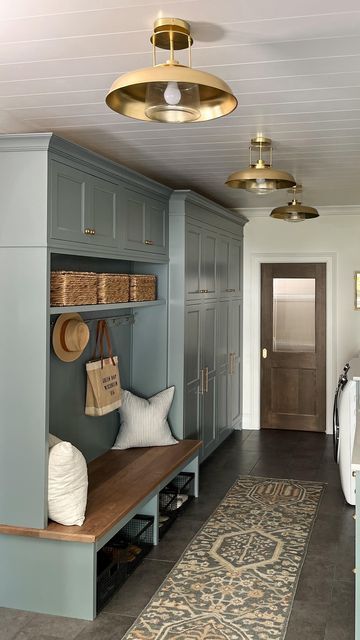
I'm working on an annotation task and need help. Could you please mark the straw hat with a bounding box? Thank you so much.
[52,313,90,362]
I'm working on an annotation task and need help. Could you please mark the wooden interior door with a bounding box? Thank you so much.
[261,263,326,431]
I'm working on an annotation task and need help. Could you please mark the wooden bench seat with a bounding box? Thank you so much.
[0,440,201,544]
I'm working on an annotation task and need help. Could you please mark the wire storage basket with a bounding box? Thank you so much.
[97,514,154,612]
[97,273,130,304]
[50,271,97,306]
[129,274,157,302]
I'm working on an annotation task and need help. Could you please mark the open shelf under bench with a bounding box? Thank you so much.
[0,440,201,620]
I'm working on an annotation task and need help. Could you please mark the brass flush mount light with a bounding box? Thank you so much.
[270,185,319,222]
[106,18,238,123]
[225,136,296,195]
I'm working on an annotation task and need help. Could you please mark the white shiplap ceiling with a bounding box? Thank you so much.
[1,0,360,209]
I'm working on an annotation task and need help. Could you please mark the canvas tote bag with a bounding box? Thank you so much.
[85,319,122,416]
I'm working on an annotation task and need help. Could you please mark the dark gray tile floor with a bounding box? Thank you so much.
[0,429,355,639]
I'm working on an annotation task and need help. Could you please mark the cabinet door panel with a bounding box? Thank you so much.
[229,239,243,297]
[202,375,216,457]
[50,161,89,243]
[217,236,231,297]
[184,306,201,440]
[91,177,117,247]
[185,306,201,385]
[202,304,216,374]
[184,384,200,440]
[146,197,167,253]
[217,301,230,437]
[185,224,201,297]
[229,299,242,426]
[202,231,217,296]
[123,188,147,251]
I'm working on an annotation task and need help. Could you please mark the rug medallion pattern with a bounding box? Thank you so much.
[124,477,324,640]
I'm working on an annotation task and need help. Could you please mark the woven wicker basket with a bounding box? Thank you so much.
[129,274,157,302]
[50,271,97,306]
[97,273,129,304]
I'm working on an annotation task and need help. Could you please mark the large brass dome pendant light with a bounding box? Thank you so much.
[270,186,319,222]
[225,136,296,195]
[106,18,238,123]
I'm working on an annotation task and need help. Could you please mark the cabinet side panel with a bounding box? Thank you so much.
[0,248,48,527]
[131,263,168,399]
[0,150,48,247]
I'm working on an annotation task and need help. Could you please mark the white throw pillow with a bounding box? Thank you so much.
[48,436,88,526]
[112,387,178,450]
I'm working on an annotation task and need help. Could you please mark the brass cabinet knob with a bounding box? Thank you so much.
[353,568,357,574]
[144,239,154,245]
[91,228,96,235]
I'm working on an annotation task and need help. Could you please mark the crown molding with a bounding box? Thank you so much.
[232,205,360,218]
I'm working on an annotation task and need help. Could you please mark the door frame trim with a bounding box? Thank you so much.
[244,252,337,434]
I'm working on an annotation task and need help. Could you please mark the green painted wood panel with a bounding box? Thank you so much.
[91,176,118,248]
[0,535,96,619]
[0,248,49,528]
[356,471,360,637]
[50,160,89,244]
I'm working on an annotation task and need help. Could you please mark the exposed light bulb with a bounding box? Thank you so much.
[256,178,266,185]
[164,81,181,106]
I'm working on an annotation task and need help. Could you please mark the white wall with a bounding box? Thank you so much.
[243,212,360,433]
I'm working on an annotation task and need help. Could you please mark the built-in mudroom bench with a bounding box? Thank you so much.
[0,133,245,620]
[0,441,200,620]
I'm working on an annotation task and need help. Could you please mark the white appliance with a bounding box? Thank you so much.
[333,360,358,505]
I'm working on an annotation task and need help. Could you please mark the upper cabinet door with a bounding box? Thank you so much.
[201,230,217,297]
[50,160,90,244]
[121,187,147,252]
[217,235,231,297]
[146,196,167,254]
[90,177,118,248]
[185,223,217,300]
[121,187,168,255]
[185,223,201,297]
[229,238,243,297]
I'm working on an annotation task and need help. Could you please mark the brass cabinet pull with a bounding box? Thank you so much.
[262,348,268,359]
[225,288,236,292]
[144,239,154,245]
[204,366,209,393]
[228,352,236,375]
[84,228,92,235]
[199,289,209,293]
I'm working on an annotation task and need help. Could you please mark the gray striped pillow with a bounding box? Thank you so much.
[112,386,178,450]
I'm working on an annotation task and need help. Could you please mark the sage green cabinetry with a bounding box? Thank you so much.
[50,160,118,248]
[121,185,168,256]
[48,138,169,262]
[168,190,247,461]
[0,132,170,533]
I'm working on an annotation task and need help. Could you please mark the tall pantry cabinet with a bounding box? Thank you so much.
[168,191,247,460]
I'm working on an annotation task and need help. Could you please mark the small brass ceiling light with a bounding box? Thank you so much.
[270,185,319,222]
[225,135,296,195]
[106,18,238,123]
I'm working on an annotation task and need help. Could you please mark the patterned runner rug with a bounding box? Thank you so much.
[124,476,324,640]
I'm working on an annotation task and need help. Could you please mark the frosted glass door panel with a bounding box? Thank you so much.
[273,278,315,352]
